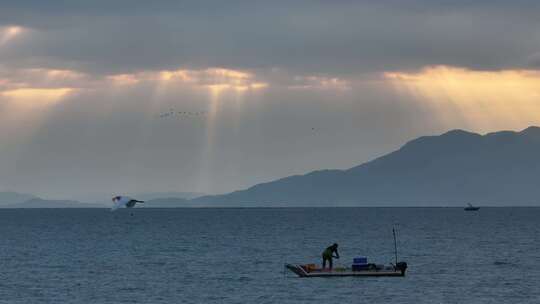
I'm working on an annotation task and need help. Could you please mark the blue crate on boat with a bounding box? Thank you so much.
[353,257,367,264]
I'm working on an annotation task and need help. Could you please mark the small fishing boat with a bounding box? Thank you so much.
[285,262,407,277]
[286,228,407,278]
[464,203,480,211]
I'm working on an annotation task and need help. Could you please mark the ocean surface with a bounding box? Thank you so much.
[0,208,539,304]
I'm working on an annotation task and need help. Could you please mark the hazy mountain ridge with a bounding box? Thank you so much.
[0,192,37,206]
[192,127,540,206]
[1,198,104,208]
[4,127,540,207]
[144,197,192,208]
[0,192,203,208]
[134,192,204,201]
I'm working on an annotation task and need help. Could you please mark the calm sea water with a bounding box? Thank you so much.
[0,208,539,304]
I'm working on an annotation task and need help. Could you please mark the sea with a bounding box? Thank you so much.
[0,207,539,304]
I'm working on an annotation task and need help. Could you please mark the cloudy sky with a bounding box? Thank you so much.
[1,1,540,200]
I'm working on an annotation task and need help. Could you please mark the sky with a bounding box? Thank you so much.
[1,1,540,200]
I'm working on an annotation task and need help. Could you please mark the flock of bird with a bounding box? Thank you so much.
[158,108,319,134]
[159,109,208,119]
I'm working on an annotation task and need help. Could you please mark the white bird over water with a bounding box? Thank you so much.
[111,195,145,211]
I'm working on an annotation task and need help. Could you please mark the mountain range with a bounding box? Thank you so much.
[191,126,540,206]
[1,198,104,208]
[133,192,203,201]
[0,191,36,206]
[3,127,540,207]
[0,192,105,208]
[0,192,199,208]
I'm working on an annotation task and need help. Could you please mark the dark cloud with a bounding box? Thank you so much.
[1,1,540,75]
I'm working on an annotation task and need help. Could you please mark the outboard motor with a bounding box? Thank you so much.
[395,262,408,275]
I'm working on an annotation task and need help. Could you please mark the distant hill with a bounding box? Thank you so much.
[144,197,192,208]
[134,192,204,201]
[1,198,104,208]
[192,126,540,206]
[0,192,36,206]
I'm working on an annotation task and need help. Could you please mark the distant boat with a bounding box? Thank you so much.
[464,203,480,211]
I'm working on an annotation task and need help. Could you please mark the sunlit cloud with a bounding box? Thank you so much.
[159,70,190,82]
[288,75,350,90]
[107,67,269,93]
[0,67,90,90]
[107,73,141,86]
[0,26,24,45]
[1,66,350,104]
[1,88,73,108]
[384,66,540,132]
[40,69,85,81]
[0,68,79,151]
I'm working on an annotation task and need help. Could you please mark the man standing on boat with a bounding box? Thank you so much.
[322,243,340,270]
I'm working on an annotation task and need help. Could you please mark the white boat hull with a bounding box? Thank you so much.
[286,264,406,278]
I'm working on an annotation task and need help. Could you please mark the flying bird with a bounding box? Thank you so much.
[111,195,145,211]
